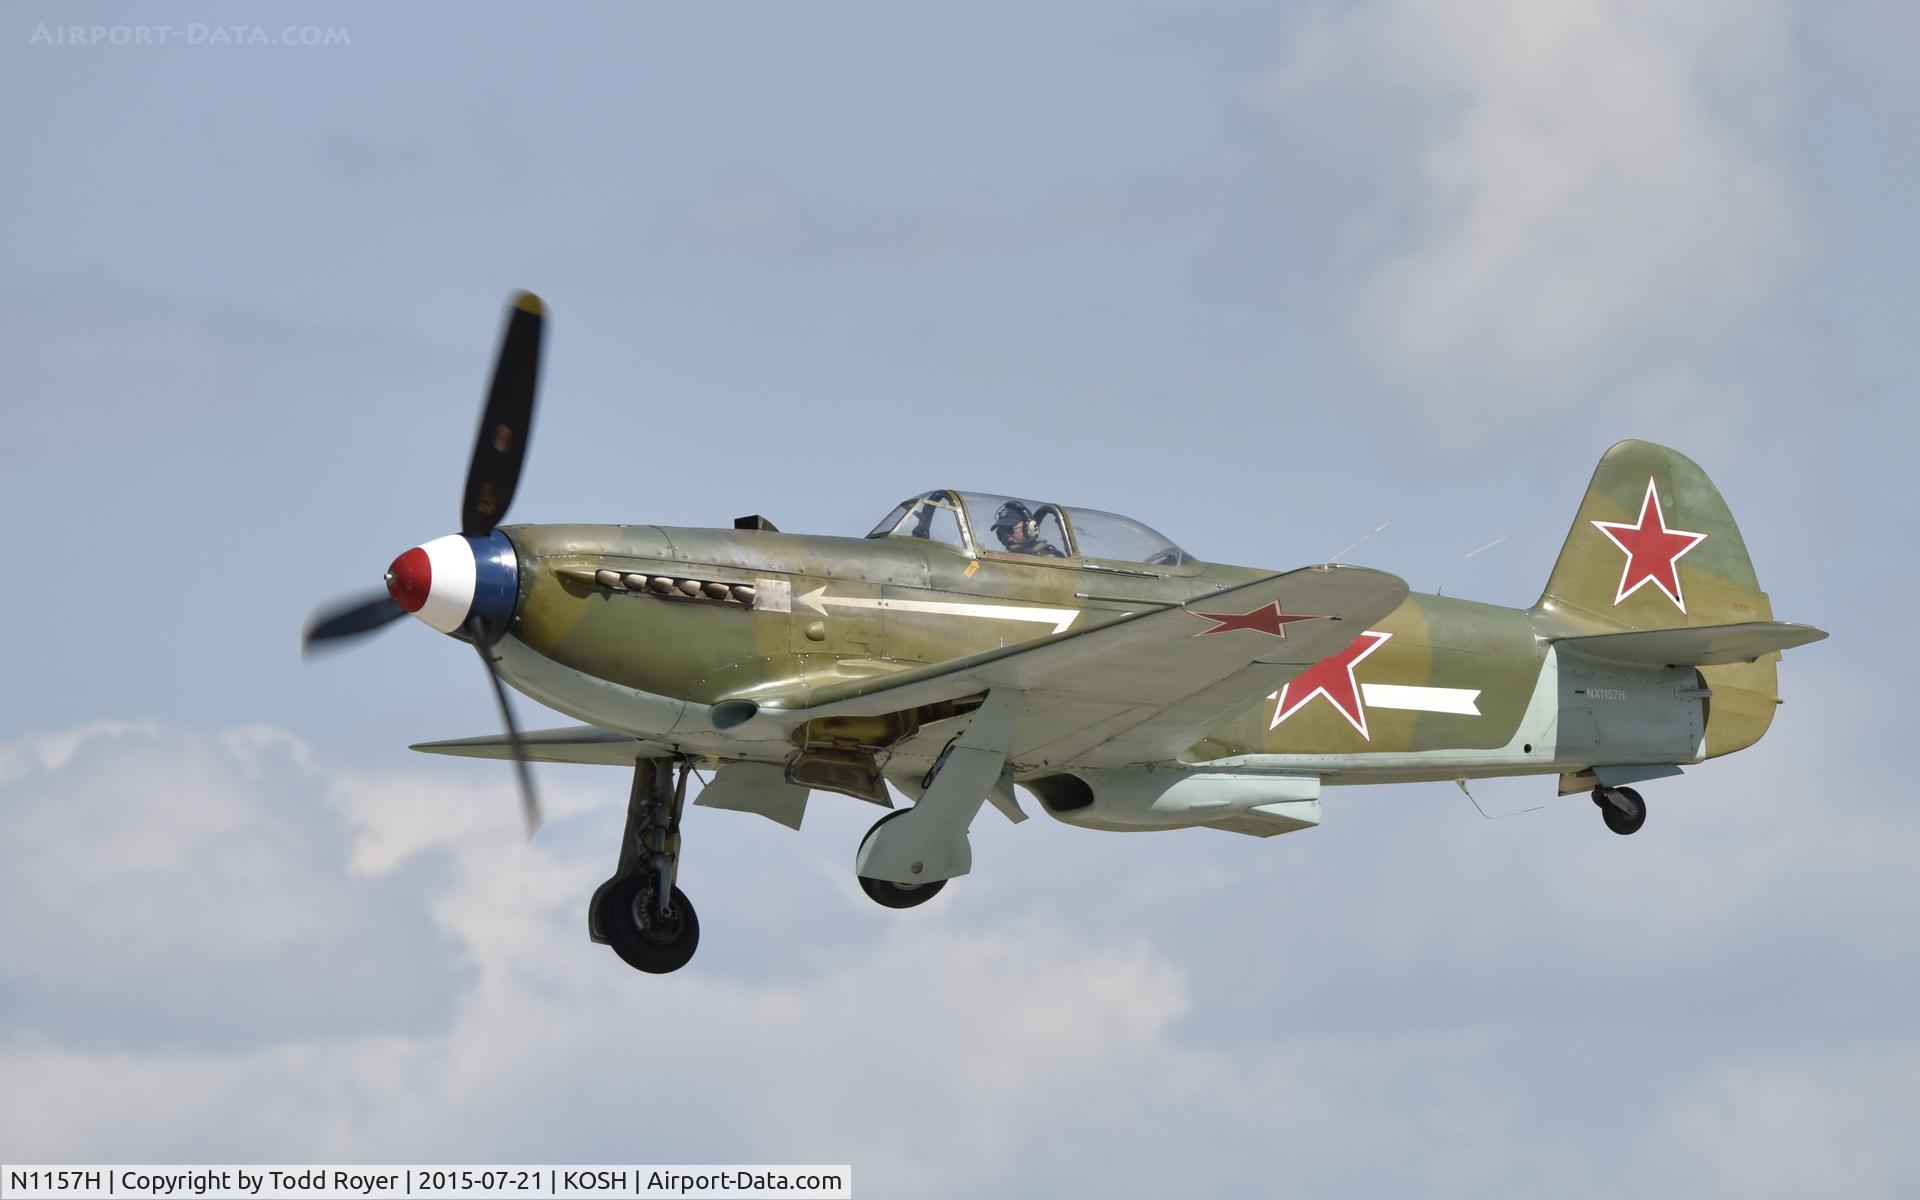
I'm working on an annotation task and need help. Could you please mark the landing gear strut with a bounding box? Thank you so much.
[591,758,700,973]
[1593,785,1647,836]
[852,688,1023,908]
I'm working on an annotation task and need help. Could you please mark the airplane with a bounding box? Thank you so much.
[305,292,1828,975]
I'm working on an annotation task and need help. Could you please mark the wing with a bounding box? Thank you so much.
[411,725,673,765]
[761,564,1408,768]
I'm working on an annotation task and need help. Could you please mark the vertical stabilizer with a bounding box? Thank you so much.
[1535,440,1769,631]
[1534,441,1779,757]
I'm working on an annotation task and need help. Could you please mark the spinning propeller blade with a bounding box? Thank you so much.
[302,591,406,653]
[303,290,550,836]
[470,619,542,837]
[462,291,545,538]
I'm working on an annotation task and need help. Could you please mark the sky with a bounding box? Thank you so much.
[2,1,1917,1195]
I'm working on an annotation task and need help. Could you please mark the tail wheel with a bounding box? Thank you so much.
[858,810,947,909]
[595,873,700,973]
[1595,786,1647,836]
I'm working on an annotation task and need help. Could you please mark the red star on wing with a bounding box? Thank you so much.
[1269,630,1392,739]
[1189,601,1327,638]
[1590,477,1709,613]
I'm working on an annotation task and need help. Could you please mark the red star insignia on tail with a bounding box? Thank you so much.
[1189,601,1327,638]
[1269,630,1392,739]
[1590,477,1709,613]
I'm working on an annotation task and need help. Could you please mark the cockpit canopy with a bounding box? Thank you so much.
[865,490,1192,567]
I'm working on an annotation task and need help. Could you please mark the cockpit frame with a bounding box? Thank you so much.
[866,489,1193,570]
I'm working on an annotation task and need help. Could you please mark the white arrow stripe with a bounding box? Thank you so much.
[797,587,1078,634]
[1360,683,1481,715]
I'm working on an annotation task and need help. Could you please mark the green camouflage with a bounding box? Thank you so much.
[478,441,1816,786]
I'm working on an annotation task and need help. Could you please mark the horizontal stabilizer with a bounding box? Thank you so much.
[1555,621,1827,668]
[411,725,672,765]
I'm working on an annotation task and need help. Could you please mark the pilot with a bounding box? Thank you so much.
[991,501,1064,557]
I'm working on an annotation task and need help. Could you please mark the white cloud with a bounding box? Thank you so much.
[0,724,469,1048]
[3,721,1915,1197]
[0,726,1520,1193]
[1637,1052,1920,1199]
[1262,0,1802,414]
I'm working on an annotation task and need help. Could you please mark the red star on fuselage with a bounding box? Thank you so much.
[1188,601,1326,638]
[1269,630,1392,739]
[1590,477,1709,612]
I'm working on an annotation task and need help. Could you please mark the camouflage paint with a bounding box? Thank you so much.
[491,442,1802,786]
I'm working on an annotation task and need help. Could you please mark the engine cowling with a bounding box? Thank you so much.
[1025,769,1321,833]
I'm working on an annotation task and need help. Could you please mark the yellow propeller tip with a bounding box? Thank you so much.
[511,290,547,318]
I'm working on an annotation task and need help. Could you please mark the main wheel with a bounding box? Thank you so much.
[1596,786,1646,836]
[857,810,947,910]
[594,874,700,973]
[860,874,946,909]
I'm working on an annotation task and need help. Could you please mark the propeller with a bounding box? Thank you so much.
[471,618,542,836]
[304,290,548,835]
[303,592,406,651]
[463,293,544,538]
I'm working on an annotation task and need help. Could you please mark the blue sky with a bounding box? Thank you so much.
[2,3,1915,1196]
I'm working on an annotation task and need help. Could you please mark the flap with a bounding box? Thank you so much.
[410,726,673,765]
[1555,621,1827,668]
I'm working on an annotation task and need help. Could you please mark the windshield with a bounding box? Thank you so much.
[865,491,968,551]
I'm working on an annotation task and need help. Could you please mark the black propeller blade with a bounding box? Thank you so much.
[461,290,546,835]
[462,290,545,538]
[302,591,405,653]
[469,619,541,837]
[304,290,549,838]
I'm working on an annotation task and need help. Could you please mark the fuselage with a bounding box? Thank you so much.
[487,522,1777,790]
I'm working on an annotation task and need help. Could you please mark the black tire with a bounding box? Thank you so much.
[1598,786,1646,836]
[595,874,700,973]
[860,874,946,909]
[858,809,947,910]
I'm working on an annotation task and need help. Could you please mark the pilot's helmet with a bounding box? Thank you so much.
[992,500,1033,531]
